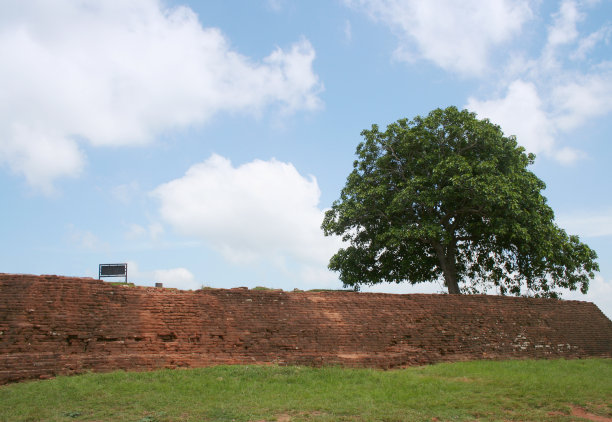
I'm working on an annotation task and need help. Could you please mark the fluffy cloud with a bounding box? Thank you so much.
[556,209,612,238]
[466,0,612,164]
[467,81,555,156]
[344,0,533,76]
[466,80,583,164]
[0,127,86,194]
[152,267,198,290]
[347,0,611,165]
[126,222,164,241]
[563,276,612,320]
[67,224,107,251]
[547,0,582,47]
[571,24,612,60]
[0,0,322,193]
[551,72,612,131]
[152,154,342,279]
[467,75,612,165]
[111,182,141,205]
[127,261,198,290]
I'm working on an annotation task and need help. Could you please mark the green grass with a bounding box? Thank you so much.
[0,359,610,421]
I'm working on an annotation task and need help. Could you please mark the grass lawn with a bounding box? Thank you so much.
[0,359,610,421]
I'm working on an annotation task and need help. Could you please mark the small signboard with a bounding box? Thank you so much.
[99,263,128,283]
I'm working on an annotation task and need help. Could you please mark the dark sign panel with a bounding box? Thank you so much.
[99,263,128,282]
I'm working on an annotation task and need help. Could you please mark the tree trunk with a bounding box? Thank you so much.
[443,270,461,294]
[432,241,461,294]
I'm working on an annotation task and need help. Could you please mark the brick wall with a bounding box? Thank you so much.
[1,273,610,384]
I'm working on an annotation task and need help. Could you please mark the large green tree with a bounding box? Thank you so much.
[322,107,598,297]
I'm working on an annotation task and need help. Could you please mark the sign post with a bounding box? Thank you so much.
[99,263,128,283]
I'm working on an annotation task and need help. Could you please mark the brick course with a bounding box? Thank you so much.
[1,273,611,383]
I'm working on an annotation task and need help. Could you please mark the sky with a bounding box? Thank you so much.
[1,0,611,318]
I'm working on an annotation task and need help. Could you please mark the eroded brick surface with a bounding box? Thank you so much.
[1,273,611,383]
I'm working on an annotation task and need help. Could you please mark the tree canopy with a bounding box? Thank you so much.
[322,107,598,297]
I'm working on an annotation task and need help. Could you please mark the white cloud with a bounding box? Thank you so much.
[148,222,164,240]
[0,126,85,195]
[571,24,612,60]
[299,265,343,288]
[551,72,612,131]
[0,0,322,192]
[556,209,612,238]
[111,182,141,205]
[152,154,342,281]
[467,80,558,157]
[540,2,612,142]
[126,261,198,290]
[563,275,612,320]
[153,267,198,290]
[126,224,148,240]
[552,146,584,165]
[344,0,533,76]
[547,0,582,47]
[467,71,612,164]
[66,224,107,251]
[344,20,353,42]
[346,0,611,166]
[125,222,164,241]
[541,1,610,72]
[267,0,285,12]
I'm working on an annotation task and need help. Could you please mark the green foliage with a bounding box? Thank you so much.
[322,106,598,297]
[0,360,610,421]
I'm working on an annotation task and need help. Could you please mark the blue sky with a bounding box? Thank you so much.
[1,0,611,318]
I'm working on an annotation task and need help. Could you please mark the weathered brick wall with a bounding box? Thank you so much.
[1,273,611,383]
